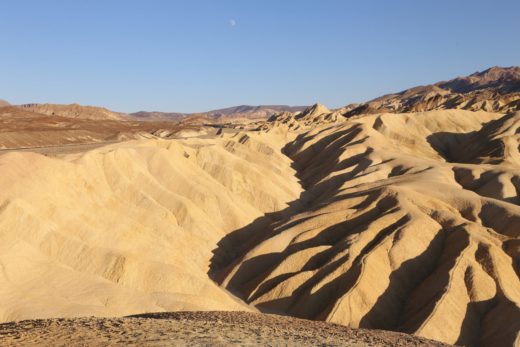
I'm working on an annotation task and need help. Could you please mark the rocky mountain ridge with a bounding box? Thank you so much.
[345,66,520,116]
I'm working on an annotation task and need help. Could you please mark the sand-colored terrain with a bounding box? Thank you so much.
[0,107,519,346]
[0,69,519,346]
[0,129,301,322]
[216,108,520,346]
[0,311,449,346]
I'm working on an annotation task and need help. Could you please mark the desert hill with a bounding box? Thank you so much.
[437,66,520,94]
[1,69,520,346]
[0,107,518,346]
[346,66,520,116]
[18,103,127,121]
[0,130,301,322]
[207,105,307,120]
[261,103,345,130]
[0,99,10,107]
[0,106,197,150]
[216,108,520,346]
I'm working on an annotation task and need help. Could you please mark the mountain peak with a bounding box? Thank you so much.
[471,66,520,79]
[301,103,331,117]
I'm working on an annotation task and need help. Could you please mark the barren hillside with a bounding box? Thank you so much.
[0,130,301,322]
[0,107,518,346]
[0,106,201,150]
[18,103,127,121]
[346,67,520,116]
[1,70,520,346]
[216,108,520,347]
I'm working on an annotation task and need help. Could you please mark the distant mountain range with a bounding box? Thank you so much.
[0,101,307,123]
[345,66,520,116]
[130,105,307,122]
[3,66,519,123]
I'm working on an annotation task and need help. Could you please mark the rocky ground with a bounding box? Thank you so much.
[0,311,449,346]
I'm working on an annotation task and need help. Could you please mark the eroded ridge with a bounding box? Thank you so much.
[216,110,520,347]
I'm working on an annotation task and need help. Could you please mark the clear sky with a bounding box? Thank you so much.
[1,0,519,113]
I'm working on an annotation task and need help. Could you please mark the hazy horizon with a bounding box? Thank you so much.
[2,0,519,113]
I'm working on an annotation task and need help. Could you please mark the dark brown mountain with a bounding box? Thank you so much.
[345,66,520,116]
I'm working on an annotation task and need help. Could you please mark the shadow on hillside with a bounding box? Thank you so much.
[209,121,382,303]
[426,113,515,164]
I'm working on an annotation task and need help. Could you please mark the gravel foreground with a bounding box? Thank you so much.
[0,311,450,346]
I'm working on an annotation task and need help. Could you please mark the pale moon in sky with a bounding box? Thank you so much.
[229,19,236,27]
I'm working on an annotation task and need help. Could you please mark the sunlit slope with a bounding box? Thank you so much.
[0,133,301,322]
[1,107,519,346]
[219,110,520,347]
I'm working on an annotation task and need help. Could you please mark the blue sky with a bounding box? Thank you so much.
[1,0,519,113]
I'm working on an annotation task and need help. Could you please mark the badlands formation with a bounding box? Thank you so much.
[0,129,301,319]
[219,108,520,347]
[0,67,519,346]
